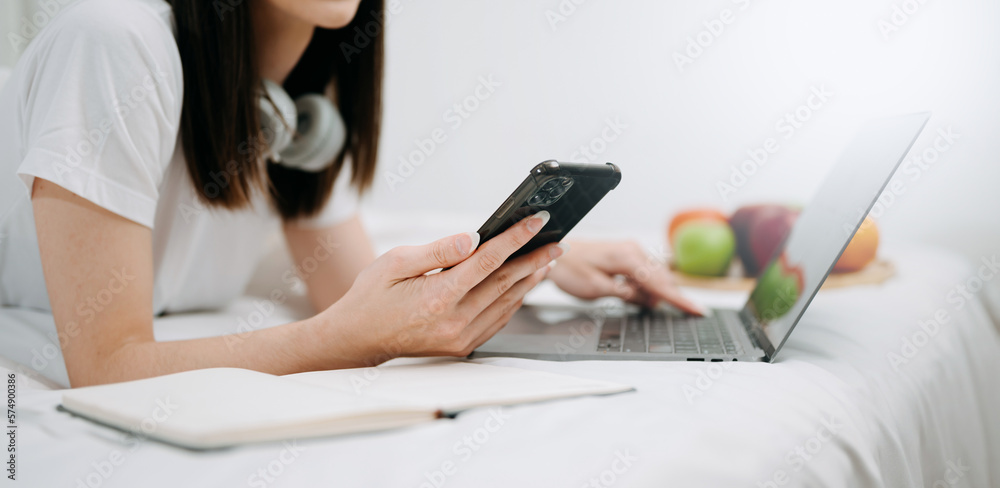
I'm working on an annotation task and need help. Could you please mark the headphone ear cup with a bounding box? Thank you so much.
[279,94,346,173]
[259,79,297,159]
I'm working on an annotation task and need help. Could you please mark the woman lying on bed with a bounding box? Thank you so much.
[0,0,703,387]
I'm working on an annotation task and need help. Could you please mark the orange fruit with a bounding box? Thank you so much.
[834,217,879,273]
[668,208,729,244]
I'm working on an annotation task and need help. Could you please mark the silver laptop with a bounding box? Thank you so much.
[471,112,931,363]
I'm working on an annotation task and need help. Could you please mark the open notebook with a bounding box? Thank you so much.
[60,360,633,449]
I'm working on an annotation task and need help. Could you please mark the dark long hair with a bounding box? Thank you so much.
[168,0,383,219]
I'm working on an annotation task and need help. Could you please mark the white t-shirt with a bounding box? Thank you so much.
[0,0,359,315]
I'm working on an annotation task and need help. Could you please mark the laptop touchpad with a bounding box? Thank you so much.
[477,305,610,355]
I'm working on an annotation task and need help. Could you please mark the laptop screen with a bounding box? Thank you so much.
[743,113,930,359]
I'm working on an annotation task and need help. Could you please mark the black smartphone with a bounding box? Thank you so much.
[476,160,621,260]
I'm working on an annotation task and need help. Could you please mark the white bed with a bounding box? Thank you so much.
[3,229,999,487]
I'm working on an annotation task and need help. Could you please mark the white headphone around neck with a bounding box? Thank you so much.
[259,79,346,173]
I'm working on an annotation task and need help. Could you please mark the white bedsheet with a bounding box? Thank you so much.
[2,244,999,487]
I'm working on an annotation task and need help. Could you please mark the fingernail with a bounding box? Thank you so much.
[456,232,480,256]
[526,211,550,233]
[557,242,570,254]
[549,243,565,260]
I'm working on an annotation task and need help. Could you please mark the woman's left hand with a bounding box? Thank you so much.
[547,240,707,316]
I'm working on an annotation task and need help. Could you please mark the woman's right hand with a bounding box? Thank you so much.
[323,211,562,365]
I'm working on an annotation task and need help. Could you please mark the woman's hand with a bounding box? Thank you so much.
[31,179,557,384]
[322,212,563,365]
[547,240,706,316]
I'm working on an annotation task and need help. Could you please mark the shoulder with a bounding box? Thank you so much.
[20,0,184,117]
[8,0,188,227]
[50,0,176,44]
[24,0,181,81]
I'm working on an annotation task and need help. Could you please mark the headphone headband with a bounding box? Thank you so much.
[259,79,346,172]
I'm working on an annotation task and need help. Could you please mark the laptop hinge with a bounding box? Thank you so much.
[738,308,775,360]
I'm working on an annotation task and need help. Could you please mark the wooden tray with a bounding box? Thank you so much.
[671,259,895,291]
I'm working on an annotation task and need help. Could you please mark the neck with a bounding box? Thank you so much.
[251,3,314,84]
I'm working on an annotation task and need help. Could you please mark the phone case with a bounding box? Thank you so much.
[476,160,622,260]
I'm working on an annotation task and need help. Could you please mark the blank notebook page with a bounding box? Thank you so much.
[62,368,427,447]
[284,360,633,412]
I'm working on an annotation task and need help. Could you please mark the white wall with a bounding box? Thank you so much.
[2,0,998,260]
[371,0,1000,261]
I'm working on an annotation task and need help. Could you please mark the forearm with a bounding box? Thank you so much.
[69,314,370,387]
[284,215,376,312]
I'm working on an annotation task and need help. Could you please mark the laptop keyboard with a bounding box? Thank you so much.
[596,310,743,355]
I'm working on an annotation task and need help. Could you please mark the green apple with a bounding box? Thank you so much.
[749,254,803,320]
[673,221,735,277]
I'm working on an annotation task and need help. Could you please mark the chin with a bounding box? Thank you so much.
[309,1,364,29]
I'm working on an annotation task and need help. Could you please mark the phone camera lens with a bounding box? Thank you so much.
[548,184,567,199]
[528,177,574,207]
